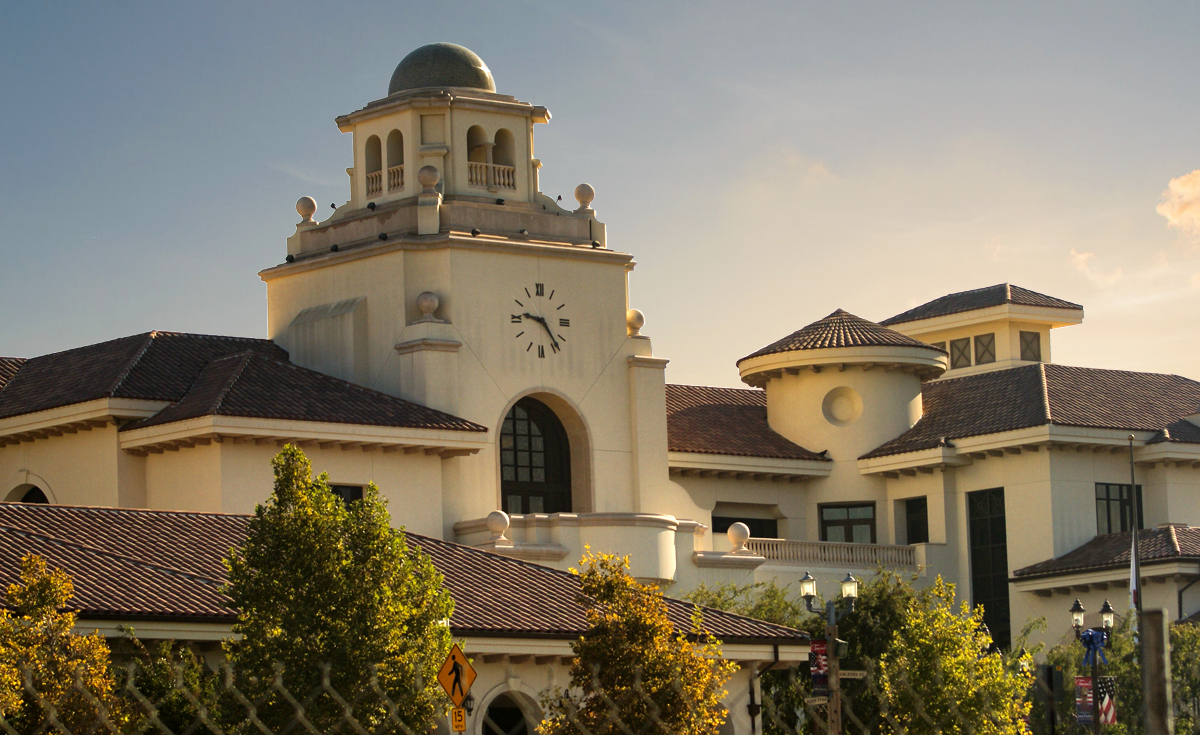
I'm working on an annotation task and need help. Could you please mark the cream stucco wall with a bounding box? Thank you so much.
[1,427,134,508]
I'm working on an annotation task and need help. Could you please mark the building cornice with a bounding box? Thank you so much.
[738,347,946,388]
[888,302,1084,337]
[668,451,831,481]
[118,415,489,457]
[0,398,167,446]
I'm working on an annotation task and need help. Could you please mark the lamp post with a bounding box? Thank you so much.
[800,572,859,735]
[1071,599,1115,735]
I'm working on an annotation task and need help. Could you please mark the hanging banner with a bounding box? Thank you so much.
[1075,676,1093,724]
[810,640,828,697]
[1097,677,1117,725]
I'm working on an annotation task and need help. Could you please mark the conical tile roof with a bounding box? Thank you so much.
[738,309,944,365]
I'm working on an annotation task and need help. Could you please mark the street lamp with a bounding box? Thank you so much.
[798,572,860,735]
[1100,599,1115,635]
[1070,599,1086,639]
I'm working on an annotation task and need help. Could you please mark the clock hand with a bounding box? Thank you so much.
[523,313,559,348]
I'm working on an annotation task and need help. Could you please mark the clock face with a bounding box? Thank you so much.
[510,282,570,359]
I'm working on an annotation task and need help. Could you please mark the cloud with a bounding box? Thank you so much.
[1068,248,1124,286]
[1157,169,1200,238]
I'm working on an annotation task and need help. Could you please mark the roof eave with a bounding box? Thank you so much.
[886,303,1084,336]
[738,346,946,388]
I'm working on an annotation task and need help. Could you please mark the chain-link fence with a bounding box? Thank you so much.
[3,645,1198,735]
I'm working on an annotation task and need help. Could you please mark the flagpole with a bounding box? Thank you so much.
[1128,434,1142,619]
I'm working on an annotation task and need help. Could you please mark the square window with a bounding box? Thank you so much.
[506,495,523,514]
[825,526,846,543]
[1020,331,1041,362]
[517,467,530,482]
[905,497,929,544]
[950,338,972,369]
[329,485,363,506]
[974,333,996,365]
[528,495,545,513]
[820,503,875,543]
[929,341,946,352]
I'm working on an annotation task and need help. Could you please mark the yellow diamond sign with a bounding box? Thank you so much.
[438,644,476,707]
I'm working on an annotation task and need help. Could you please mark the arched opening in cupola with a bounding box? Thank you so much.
[6,484,48,504]
[386,130,404,191]
[364,135,383,197]
[493,128,515,167]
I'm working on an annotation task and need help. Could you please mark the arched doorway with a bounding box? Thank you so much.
[482,693,531,735]
[500,397,571,514]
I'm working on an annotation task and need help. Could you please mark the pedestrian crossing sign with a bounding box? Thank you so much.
[438,645,476,707]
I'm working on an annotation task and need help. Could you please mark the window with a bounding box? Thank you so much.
[493,128,515,167]
[483,694,530,735]
[1095,483,1143,535]
[1020,331,1042,362]
[329,484,363,506]
[712,516,778,539]
[949,338,972,369]
[820,503,875,544]
[501,398,571,514]
[974,333,996,365]
[17,486,48,504]
[968,488,1010,649]
[928,341,946,352]
[905,497,929,544]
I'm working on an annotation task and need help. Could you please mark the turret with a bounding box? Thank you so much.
[737,310,947,460]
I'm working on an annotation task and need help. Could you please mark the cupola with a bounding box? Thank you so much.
[738,310,947,461]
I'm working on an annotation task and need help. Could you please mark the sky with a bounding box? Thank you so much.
[2,1,1199,388]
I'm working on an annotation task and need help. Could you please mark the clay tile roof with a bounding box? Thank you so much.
[0,332,289,421]
[0,358,24,390]
[665,384,827,461]
[739,310,942,365]
[0,504,808,645]
[123,352,486,433]
[880,284,1082,326]
[862,363,1200,459]
[1012,525,1200,580]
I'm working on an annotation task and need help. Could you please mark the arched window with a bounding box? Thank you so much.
[364,135,382,197]
[500,398,570,514]
[8,485,48,504]
[386,130,404,191]
[483,694,532,735]
[493,128,515,167]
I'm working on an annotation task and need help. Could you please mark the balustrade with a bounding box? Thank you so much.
[745,538,917,569]
[467,162,517,191]
[387,165,404,191]
[366,171,382,197]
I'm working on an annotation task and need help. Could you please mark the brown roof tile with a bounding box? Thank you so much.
[0,332,288,421]
[666,385,827,461]
[1012,525,1200,580]
[739,310,942,365]
[124,352,486,433]
[0,503,807,645]
[880,284,1082,326]
[863,364,1200,459]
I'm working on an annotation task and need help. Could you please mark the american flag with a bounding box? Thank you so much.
[1097,677,1117,725]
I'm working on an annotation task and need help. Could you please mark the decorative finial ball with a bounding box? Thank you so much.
[575,183,595,207]
[626,309,645,335]
[416,291,440,317]
[418,165,440,188]
[296,196,317,219]
[727,522,751,548]
[486,510,511,535]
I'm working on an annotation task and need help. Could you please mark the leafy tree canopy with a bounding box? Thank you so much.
[224,445,454,733]
[541,549,737,735]
[0,554,119,731]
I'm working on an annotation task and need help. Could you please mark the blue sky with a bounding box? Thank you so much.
[3,2,1199,386]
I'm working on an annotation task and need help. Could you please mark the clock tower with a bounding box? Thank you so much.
[260,44,702,570]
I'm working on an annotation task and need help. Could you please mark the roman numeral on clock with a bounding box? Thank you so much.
[559,318,570,327]
[538,345,545,358]
[535,283,544,296]
[511,314,523,323]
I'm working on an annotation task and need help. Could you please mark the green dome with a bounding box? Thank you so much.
[388,43,495,95]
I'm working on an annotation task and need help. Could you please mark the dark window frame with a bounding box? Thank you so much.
[1095,483,1143,535]
[329,484,364,506]
[819,502,876,544]
[501,397,572,515]
[1019,331,1042,362]
[711,516,779,539]
[949,338,972,369]
[968,487,1010,650]
[904,497,929,544]
[974,333,996,365]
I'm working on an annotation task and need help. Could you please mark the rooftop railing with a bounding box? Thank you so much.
[746,537,918,569]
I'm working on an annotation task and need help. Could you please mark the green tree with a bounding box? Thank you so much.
[877,576,1032,735]
[1174,621,1200,735]
[117,633,221,734]
[541,549,737,735]
[0,554,122,732]
[686,569,919,735]
[223,445,454,733]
